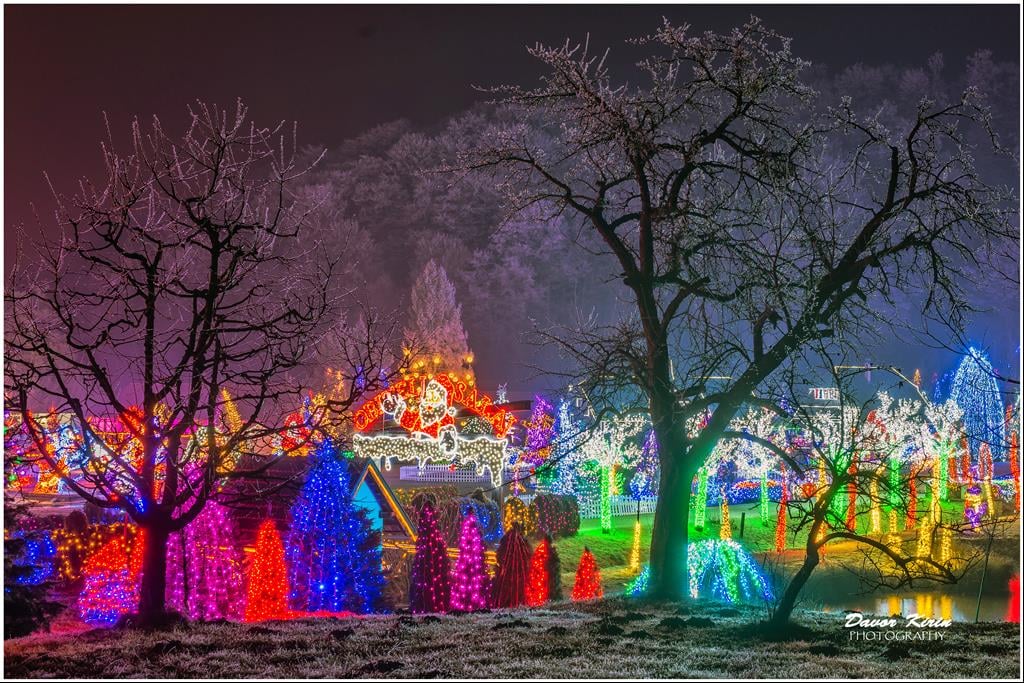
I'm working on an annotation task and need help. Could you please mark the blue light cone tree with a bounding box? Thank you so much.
[285,438,384,614]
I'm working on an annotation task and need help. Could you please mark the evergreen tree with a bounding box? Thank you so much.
[546,536,563,601]
[490,523,531,607]
[409,501,451,613]
[286,439,385,614]
[404,259,474,381]
[4,498,61,636]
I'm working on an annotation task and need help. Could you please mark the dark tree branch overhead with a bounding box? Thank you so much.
[3,100,404,621]
[467,17,1016,599]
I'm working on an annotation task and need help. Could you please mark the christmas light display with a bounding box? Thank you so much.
[10,532,57,585]
[409,502,451,614]
[450,511,488,612]
[775,479,788,552]
[964,485,986,528]
[759,470,770,526]
[719,489,732,540]
[353,433,509,487]
[503,496,537,537]
[522,395,556,468]
[949,348,1006,460]
[286,439,384,614]
[491,524,531,608]
[549,399,587,496]
[939,526,953,565]
[580,415,647,533]
[688,539,773,604]
[1010,427,1020,512]
[626,565,650,597]
[571,547,602,601]
[694,467,709,530]
[629,430,659,500]
[525,536,552,607]
[531,494,580,538]
[869,478,882,535]
[630,519,642,572]
[353,373,514,438]
[244,519,289,622]
[166,500,244,621]
[599,465,612,533]
[77,529,144,627]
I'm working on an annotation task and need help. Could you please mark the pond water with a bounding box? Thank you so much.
[811,576,1020,623]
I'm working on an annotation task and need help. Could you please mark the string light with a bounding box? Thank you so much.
[775,479,788,553]
[525,536,552,607]
[503,497,537,536]
[629,519,642,572]
[409,502,451,614]
[688,539,773,604]
[450,511,488,612]
[694,467,709,530]
[78,528,144,627]
[353,433,509,487]
[166,501,244,621]
[244,520,289,622]
[285,438,384,614]
[719,489,732,540]
[491,524,531,608]
[571,547,602,601]
[949,348,1005,460]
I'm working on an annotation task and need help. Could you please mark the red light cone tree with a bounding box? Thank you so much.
[410,501,451,614]
[450,510,488,612]
[525,536,552,606]
[571,547,603,601]
[244,519,289,622]
[490,523,531,608]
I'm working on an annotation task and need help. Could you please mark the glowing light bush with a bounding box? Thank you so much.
[78,529,145,626]
[688,539,773,604]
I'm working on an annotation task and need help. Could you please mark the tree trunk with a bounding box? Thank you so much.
[648,450,694,600]
[137,522,170,623]
[772,530,822,625]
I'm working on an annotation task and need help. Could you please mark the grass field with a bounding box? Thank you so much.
[5,598,1018,678]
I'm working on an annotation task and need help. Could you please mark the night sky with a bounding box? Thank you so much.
[4,4,1020,389]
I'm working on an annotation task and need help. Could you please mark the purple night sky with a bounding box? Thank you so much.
[4,4,1020,393]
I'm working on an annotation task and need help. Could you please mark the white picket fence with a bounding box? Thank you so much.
[577,495,658,520]
[398,464,516,484]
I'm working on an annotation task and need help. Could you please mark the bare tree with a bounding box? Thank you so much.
[4,101,368,622]
[469,18,1015,599]
[766,367,986,626]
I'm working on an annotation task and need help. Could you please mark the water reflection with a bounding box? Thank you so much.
[822,577,1020,623]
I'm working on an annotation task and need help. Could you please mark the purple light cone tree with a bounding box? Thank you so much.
[165,500,244,621]
[450,510,488,611]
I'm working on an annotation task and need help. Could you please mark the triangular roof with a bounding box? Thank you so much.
[350,458,417,541]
